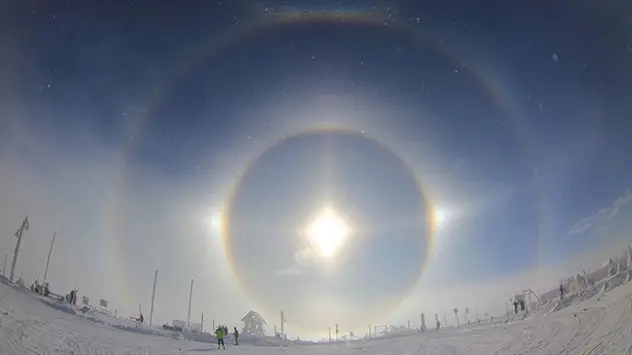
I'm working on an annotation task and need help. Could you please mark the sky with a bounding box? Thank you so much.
[1,0,632,339]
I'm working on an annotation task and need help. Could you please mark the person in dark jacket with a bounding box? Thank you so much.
[233,327,239,345]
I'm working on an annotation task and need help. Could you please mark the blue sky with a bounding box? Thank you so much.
[1,0,632,338]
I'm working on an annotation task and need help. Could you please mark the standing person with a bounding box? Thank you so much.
[215,326,226,350]
[559,284,564,300]
[233,327,240,345]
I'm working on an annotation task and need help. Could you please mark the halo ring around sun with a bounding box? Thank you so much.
[108,4,539,330]
[219,126,437,331]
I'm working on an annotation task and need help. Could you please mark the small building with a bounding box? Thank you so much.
[241,310,267,337]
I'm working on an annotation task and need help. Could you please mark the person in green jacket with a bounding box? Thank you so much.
[215,326,226,350]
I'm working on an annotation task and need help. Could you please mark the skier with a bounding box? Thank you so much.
[513,299,519,314]
[233,327,239,345]
[215,326,226,350]
[559,284,564,299]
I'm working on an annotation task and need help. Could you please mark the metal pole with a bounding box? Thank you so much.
[421,313,426,331]
[280,310,285,338]
[10,217,29,282]
[187,278,194,330]
[149,269,158,327]
[328,326,331,346]
[201,313,204,333]
[43,232,56,286]
[3,254,7,276]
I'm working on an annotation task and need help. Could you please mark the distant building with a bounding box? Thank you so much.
[241,310,267,337]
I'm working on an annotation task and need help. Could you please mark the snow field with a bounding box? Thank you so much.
[2,278,632,354]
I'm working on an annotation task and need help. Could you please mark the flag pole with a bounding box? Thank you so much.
[43,232,56,286]
[149,269,158,327]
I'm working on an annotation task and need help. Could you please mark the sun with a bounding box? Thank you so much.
[305,208,350,259]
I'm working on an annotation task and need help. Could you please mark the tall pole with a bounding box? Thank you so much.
[328,326,332,346]
[187,278,194,330]
[149,269,158,327]
[201,313,204,333]
[280,310,285,338]
[3,254,7,276]
[10,217,29,282]
[43,232,56,286]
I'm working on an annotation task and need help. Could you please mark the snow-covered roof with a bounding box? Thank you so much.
[241,310,267,325]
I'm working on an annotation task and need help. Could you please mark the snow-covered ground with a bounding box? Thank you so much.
[2,278,632,355]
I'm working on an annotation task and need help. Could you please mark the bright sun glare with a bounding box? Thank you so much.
[435,209,447,225]
[434,207,450,227]
[433,207,453,227]
[209,214,222,230]
[306,208,350,259]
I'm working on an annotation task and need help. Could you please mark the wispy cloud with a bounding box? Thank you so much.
[276,266,301,276]
[276,246,316,276]
[294,246,317,262]
[568,189,632,235]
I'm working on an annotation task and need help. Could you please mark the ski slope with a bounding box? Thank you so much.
[1,278,632,354]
